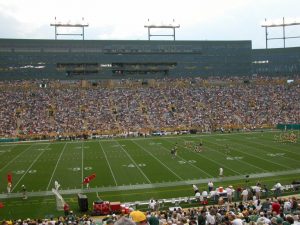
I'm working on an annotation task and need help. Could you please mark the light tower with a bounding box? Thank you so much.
[50,17,89,40]
[144,19,180,41]
[261,17,300,48]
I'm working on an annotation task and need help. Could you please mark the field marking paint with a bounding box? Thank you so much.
[0,143,36,172]
[203,138,269,172]
[1,130,279,146]
[11,144,49,192]
[158,139,213,178]
[0,150,11,154]
[242,138,300,163]
[223,138,293,170]
[98,141,118,186]
[2,168,300,199]
[123,163,146,168]
[132,140,184,181]
[81,142,84,189]
[69,167,81,172]
[226,156,244,160]
[114,140,151,184]
[46,143,68,190]
[0,144,31,147]
[0,143,17,155]
[166,137,242,175]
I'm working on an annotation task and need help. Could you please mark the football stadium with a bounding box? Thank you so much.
[0,12,300,225]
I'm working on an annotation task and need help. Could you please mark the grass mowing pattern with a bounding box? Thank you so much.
[0,131,299,219]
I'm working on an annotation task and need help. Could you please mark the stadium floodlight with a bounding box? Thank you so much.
[50,17,89,40]
[144,19,180,41]
[261,17,300,49]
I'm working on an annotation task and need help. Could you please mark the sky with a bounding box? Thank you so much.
[0,0,300,49]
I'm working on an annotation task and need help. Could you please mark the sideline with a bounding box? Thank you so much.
[0,129,279,145]
[1,168,300,199]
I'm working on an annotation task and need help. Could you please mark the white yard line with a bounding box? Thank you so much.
[98,142,118,186]
[156,139,214,178]
[11,145,49,192]
[241,138,300,163]
[1,130,279,145]
[0,144,35,172]
[114,140,151,183]
[165,137,242,175]
[0,143,18,151]
[81,142,84,189]
[222,138,293,170]
[2,168,299,199]
[132,140,184,181]
[46,143,68,190]
[199,138,269,172]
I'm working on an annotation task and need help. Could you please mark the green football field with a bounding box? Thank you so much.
[0,130,300,219]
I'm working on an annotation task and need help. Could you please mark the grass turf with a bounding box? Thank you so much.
[0,130,299,219]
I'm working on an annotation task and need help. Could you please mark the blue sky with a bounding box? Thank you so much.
[0,0,300,49]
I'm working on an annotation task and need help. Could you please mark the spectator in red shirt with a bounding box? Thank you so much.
[272,199,281,215]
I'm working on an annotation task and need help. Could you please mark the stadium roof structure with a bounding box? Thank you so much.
[50,18,89,40]
[261,17,300,49]
[144,19,180,41]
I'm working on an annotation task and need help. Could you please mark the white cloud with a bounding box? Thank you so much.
[0,0,300,48]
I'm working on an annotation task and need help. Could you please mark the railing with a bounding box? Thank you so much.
[122,184,300,210]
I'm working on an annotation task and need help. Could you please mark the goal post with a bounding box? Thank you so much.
[52,188,66,211]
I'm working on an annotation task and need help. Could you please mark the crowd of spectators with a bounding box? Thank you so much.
[0,76,299,137]
[2,195,300,225]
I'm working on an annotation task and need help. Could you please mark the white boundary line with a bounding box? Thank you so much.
[203,138,268,172]
[81,142,84,189]
[11,144,50,192]
[98,141,118,186]
[241,137,300,163]
[2,168,300,199]
[132,140,184,181]
[0,130,281,145]
[156,139,213,178]
[0,143,35,172]
[165,137,242,175]
[114,140,151,183]
[0,143,19,161]
[46,142,68,190]
[221,137,293,170]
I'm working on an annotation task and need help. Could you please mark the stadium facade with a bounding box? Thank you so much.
[0,38,299,79]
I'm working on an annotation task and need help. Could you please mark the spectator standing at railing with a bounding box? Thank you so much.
[263,184,269,198]
[241,188,248,202]
[208,181,214,192]
[274,182,282,198]
[149,199,155,211]
[154,200,160,211]
[255,185,261,200]
[226,186,233,203]
[236,186,242,200]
